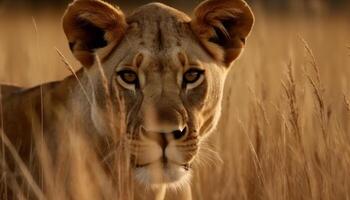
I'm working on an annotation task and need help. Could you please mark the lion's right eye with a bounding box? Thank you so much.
[117,70,139,85]
[182,68,205,90]
[183,69,204,84]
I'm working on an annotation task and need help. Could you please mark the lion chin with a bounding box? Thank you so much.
[134,161,192,189]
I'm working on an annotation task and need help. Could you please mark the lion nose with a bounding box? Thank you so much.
[169,127,187,140]
[142,126,187,141]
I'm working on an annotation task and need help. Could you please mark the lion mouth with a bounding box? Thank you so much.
[135,163,150,168]
[135,161,191,171]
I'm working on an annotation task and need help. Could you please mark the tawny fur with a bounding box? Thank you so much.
[0,0,254,199]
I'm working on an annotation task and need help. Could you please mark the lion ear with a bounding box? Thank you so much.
[62,0,127,66]
[191,0,254,67]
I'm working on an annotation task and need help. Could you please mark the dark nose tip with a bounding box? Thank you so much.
[172,127,187,140]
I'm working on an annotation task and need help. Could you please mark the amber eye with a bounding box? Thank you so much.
[117,70,138,84]
[183,68,205,84]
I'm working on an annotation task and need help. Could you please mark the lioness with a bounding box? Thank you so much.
[0,0,254,199]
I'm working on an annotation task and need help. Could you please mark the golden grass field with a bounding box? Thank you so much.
[1,4,350,200]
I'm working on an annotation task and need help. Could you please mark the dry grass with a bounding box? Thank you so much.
[1,6,350,200]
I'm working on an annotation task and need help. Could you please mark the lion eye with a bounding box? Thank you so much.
[117,70,138,84]
[183,69,205,84]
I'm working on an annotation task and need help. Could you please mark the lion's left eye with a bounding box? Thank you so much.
[183,68,205,84]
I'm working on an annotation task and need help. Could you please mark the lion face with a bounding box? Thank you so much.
[113,35,227,186]
[63,0,254,186]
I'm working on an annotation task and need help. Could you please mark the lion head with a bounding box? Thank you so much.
[62,0,254,187]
